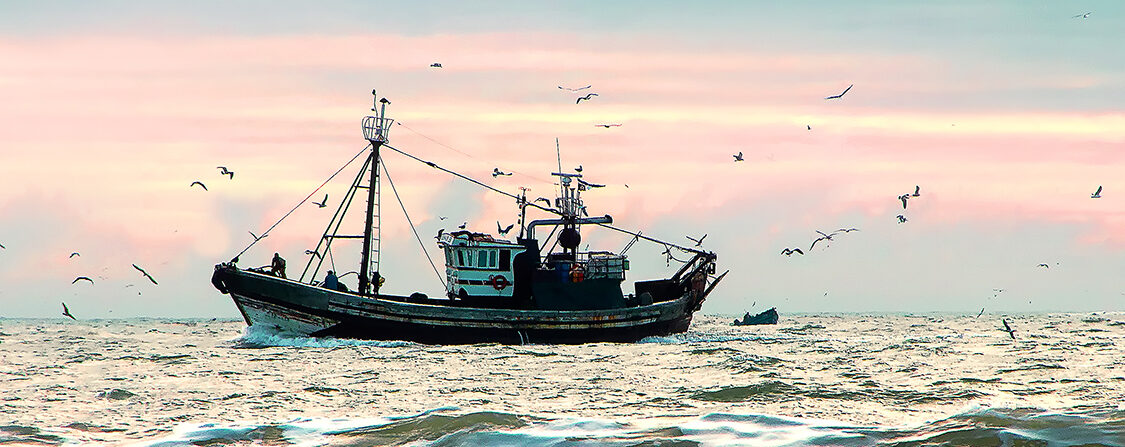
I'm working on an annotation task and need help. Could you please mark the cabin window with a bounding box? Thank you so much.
[499,249,511,271]
[489,250,497,268]
[477,250,487,268]
[457,249,465,267]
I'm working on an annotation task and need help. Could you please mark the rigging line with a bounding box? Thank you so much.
[379,157,447,290]
[395,121,554,185]
[300,153,371,282]
[383,144,560,216]
[395,121,475,158]
[233,144,371,261]
[594,222,707,256]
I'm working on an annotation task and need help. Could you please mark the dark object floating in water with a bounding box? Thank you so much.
[734,307,778,326]
[210,90,727,345]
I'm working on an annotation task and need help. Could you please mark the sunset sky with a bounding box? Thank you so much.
[1,1,1123,318]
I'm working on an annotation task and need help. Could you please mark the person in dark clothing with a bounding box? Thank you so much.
[271,253,287,278]
[324,270,338,290]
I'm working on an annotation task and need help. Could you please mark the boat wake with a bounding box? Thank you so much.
[227,325,413,349]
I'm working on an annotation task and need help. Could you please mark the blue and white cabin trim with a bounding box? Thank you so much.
[439,231,523,298]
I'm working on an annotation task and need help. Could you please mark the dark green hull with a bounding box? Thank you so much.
[211,264,718,344]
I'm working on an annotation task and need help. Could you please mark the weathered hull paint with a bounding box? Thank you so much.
[213,266,706,344]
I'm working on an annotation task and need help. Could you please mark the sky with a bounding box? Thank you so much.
[1,1,1123,318]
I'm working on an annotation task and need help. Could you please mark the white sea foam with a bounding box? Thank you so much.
[227,324,414,349]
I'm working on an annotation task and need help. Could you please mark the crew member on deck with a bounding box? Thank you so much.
[271,253,287,278]
[324,270,338,290]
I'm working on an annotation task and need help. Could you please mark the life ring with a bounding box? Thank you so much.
[569,263,586,282]
[489,275,510,291]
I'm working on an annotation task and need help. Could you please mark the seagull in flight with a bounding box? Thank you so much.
[896,215,907,223]
[133,264,158,285]
[912,185,920,197]
[534,197,552,207]
[304,249,321,259]
[1037,263,1050,268]
[492,168,512,178]
[1073,12,1092,19]
[575,93,599,104]
[430,62,442,68]
[62,302,76,320]
[575,165,583,173]
[439,216,448,220]
[733,152,744,162]
[898,194,910,209]
[835,228,860,233]
[824,84,853,100]
[248,231,267,241]
[559,85,592,91]
[190,181,208,191]
[1001,319,1016,340]
[497,222,515,236]
[809,230,842,250]
[577,179,605,189]
[1091,185,1102,198]
[781,247,804,256]
[69,252,80,258]
[686,234,707,247]
[809,233,831,250]
[217,166,234,179]
[72,276,93,284]
[458,222,467,230]
[312,194,328,208]
[595,123,622,128]
[976,308,985,318]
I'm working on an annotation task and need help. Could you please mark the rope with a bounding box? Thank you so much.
[233,145,371,261]
[383,144,559,216]
[385,143,704,265]
[395,121,475,158]
[379,158,447,289]
[394,122,554,184]
[595,222,707,256]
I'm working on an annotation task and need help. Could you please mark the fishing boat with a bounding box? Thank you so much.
[210,91,727,344]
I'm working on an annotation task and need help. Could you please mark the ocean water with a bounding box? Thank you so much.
[2,313,1123,446]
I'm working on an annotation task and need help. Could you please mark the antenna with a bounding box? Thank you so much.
[556,138,564,198]
[555,138,562,173]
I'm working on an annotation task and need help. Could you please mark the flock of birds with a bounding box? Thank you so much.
[714,71,1100,340]
[22,31,1107,328]
[44,163,329,319]
[58,255,159,319]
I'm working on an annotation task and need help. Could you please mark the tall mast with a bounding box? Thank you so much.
[360,90,393,295]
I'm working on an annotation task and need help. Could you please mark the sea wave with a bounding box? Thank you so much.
[115,406,1125,447]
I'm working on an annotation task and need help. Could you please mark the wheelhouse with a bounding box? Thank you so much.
[439,231,523,301]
